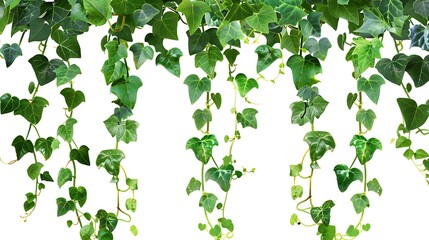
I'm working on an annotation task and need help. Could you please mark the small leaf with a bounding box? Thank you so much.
[289,164,302,177]
[186,177,201,195]
[234,73,258,98]
[218,218,234,232]
[367,178,382,196]
[290,213,299,225]
[237,108,258,129]
[357,74,385,104]
[126,178,138,190]
[395,136,411,148]
[186,134,218,164]
[350,135,382,164]
[96,149,126,176]
[198,223,206,231]
[255,45,282,73]
[362,223,371,231]
[27,162,44,180]
[125,198,137,212]
[199,193,218,213]
[60,88,86,111]
[69,186,87,207]
[205,164,234,192]
[54,64,82,86]
[291,185,303,200]
[57,118,78,143]
[351,193,370,214]
[40,171,54,182]
[56,197,76,217]
[211,93,222,109]
[110,75,143,109]
[397,98,429,131]
[129,43,154,70]
[58,167,73,188]
[130,225,138,236]
[80,224,94,240]
[209,225,221,238]
[0,43,22,67]
[347,93,358,110]
[192,109,212,130]
[403,149,414,159]
[156,48,183,77]
[346,225,359,237]
[184,74,211,104]
[133,3,159,27]
[356,109,376,131]
[304,131,336,161]
[70,145,90,166]
[120,120,139,144]
[334,164,363,192]
[35,137,55,160]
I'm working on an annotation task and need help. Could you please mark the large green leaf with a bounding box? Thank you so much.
[51,29,81,61]
[205,164,234,192]
[156,48,183,77]
[373,0,404,22]
[237,108,258,129]
[129,43,154,70]
[96,149,126,176]
[0,93,20,114]
[186,177,201,195]
[28,54,65,86]
[12,135,34,160]
[333,164,363,192]
[56,197,76,217]
[355,9,387,37]
[318,224,336,240]
[192,109,212,130]
[54,64,82,86]
[35,137,55,160]
[300,12,322,38]
[199,193,217,213]
[405,55,429,87]
[357,74,385,104]
[83,0,111,25]
[275,0,306,26]
[70,145,90,166]
[186,134,218,164]
[187,29,210,55]
[375,53,408,85]
[57,118,77,142]
[152,12,178,40]
[310,200,335,225]
[111,0,144,15]
[14,97,49,125]
[413,0,429,18]
[328,0,359,25]
[304,131,336,162]
[356,109,376,131]
[397,98,429,130]
[133,3,159,27]
[281,29,301,55]
[0,43,22,67]
[246,4,277,34]
[183,74,211,104]
[224,3,253,21]
[110,75,143,109]
[101,61,127,85]
[350,135,382,165]
[60,88,85,111]
[195,46,223,78]
[217,21,245,47]
[351,193,370,214]
[255,45,282,73]
[303,38,331,61]
[351,38,383,77]
[96,210,118,232]
[234,73,258,97]
[287,54,322,90]
[69,186,87,207]
[27,162,43,180]
[177,0,210,35]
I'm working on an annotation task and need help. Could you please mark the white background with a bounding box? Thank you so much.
[1,20,429,240]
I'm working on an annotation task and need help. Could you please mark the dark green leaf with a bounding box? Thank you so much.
[351,193,370,214]
[110,75,143,109]
[101,61,127,85]
[29,19,51,42]
[199,193,218,213]
[193,109,212,130]
[14,97,49,125]
[69,186,87,207]
[83,0,112,26]
[129,43,154,70]
[153,12,178,40]
[397,98,429,130]
[186,134,218,164]
[184,74,211,104]
[246,4,277,33]
[287,54,322,90]
[367,178,382,196]
[35,137,55,160]
[58,167,73,188]
[299,12,322,38]
[70,145,90,166]
[177,0,210,35]
[187,29,210,55]
[40,171,54,182]
[405,55,429,88]
[225,3,253,22]
[328,0,359,25]
[347,93,357,109]
[310,200,335,225]
[195,46,223,78]
[28,54,65,86]
[303,38,331,60]
[237,108,258,129]
[54,64,82,86]
[350,135,382,165]
[334,164,363,192]
[224,48,240,65]
[0,43,22,67]
[205,164,234,192]
[96,210,118,232]
[97,229,113,240]
[133,3,159,27]
[356,109,376,131]
[60,88,85,111]
[281,29,301,54]
[27,162,44,180]
[186,177,201,195]
[111,0,144,15]
[275,0,307,26]
[57,118,78,142]
[375,53,408,85]
[56,197,76,217]
[0,93,20,114]
[51,29,81,61]
[211,93,222,109]
[104,115,125,139]
[234,73,258,97]
[409,24,429,51]
[12,135,34,160]
[96,149,126,176]
[304,131,336,161]
[255,45,282,73]
[156,48,183,77]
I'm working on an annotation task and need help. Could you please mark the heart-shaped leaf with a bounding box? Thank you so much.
[234,73,259,98]
[304,131,336,161]
[333,164,363,192]
[397,98,429,130]
[405,54,429,88]
[375,53,408,85]
[96,149,126,176]
[186,134,218,164]
[350,135,382,164]
[205,164,234,192]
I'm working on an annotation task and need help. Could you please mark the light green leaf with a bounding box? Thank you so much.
[356,109,376,131]
[110,75,143,109]
[186,177,201,195]
[234,73,258,97]
[246,4,277,33]
[80,224,94,240]
[35,137,55,160]
[350,135,382,165]
[195,46,223,78]
[304,131,336,162]
[184,74,211,104]
[415,149,429,159]
[199,193,218,213]
[275,0,306,26]
[318,224,336,240]
[367,178,382,196]
[291,185,303,200]
[96,149,126,176]
[193,109,212,130]
[255,45,282,73]
[237,108,258,129]
[133,3,159,27]
[351,193,370,214]
[346,225,359,237]
[395,136,411,148]
[351,38,383,77]
[27,162,44,180]
[289,164,302,176]
[397,98,429,130]
[83,0,112,26]
[217,21,245,47]
[177,0,211,35]
[130,225,138,236]
[55,64,82,86]
[303,38,332,60]
[57,118,77,142]
[58,167,73,188]
[333,164,363,192]
[205,164,234,192]
[186,134,218,164]
[355,9,387,37]
[125,198,137,212]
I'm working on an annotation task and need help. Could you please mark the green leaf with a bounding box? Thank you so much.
[287,54,322,90]
[351,193,370,214]
[291,185,303,200]
[51,29,81,61]
[0,43,22,67]
[96,210,118,232]
[184,74,211,104]
[101,61,127,84]
[0,93,20,114]
[83,0,112,26]
[333,164,363,192]
[27,162,44,180]
[177,0,211,35]
[205,164,234,192]
[373,0,404,22]
[120,120,139,143]
[225,3,253,22]
[350,135,382,165]
[111,0,144,15]
[54,64,82,86]
[195,46,223,78]
[153,12,178,40]
[362,223,371,231]
[56,197,76,217]
[218,218,234,232]
[105,40,127,64]
[303,38,331,61]
[217,21,245,47]
[290,213,299,225]
[395,136,411,148]
[130,225,138,236]
[351,38,383,77]
[357,74,385,104]
[355,9,387,37]
[110,75,143,109]
[104,115,125,139]
[234,73,258,98]
[346,225,359,237]
[356,109,376,131]
[255,45,282,73]
[58,167,73,188]
[347,93,358,109]
[193,109,212,130]
[35,137,55,160]
[70,145,90,166]
[275,0,306,26]
[281,29,301,54]
[415,149,429,159]
[186,177,201,195]
[397,98,429,130]
[80,224,94,240]
[375,53,408,85]
[40,171,54,182]
[133,3,159,27]
[224,48,240,66]
[186,134,218,164]
[403,149,414,159]
[300,12,322,38]
[246,4,277,34]
[289,164,302,176]
[69,186,87,207]
[304,131,336,161]
[96,149,126,176]
[414,0,429,18]
[97,229,113,240]
[318,224,336,240]
[12,135,34,160]
[130,43,154,70]
[125,198,137,212]
[211,93,222,109]
[187,29,210,55]
[310,200,335,225]
[367,178,382,196]
[328,0,359,25]
[409,24,429,51]
[126,178,138,190]
[60,88,85,111]
[209,225,222,238]
[14,97,49,125]
[306,95,329,123]
[57,118,78,142]
[237,108,258,129]
[156,48,183,77]
[28,54,64,86]
[405,55,429,88]
[199,193,218,213]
